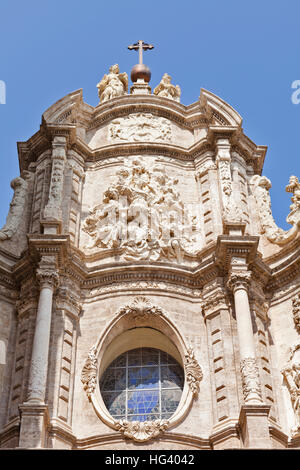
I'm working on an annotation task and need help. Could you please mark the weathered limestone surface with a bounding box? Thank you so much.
[0,67,299,450]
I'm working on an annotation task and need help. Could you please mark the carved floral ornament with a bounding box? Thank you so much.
[80,296,203,442]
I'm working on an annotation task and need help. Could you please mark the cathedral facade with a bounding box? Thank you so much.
[0,58,299,450]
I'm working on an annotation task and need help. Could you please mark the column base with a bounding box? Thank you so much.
[238,404,272,448]
[18,402,49,448]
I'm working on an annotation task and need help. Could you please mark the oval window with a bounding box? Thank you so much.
[99,347,184,422]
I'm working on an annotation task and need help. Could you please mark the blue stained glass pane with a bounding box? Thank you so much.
[128,366,159,389]
[128,414,160,422]
[142,348,159,365]
[127,390,159,415]
[128,349,142,367]
[110,355,126,368]
[161,365,184,389]
[102,391,126,416]
[161,389,182,414]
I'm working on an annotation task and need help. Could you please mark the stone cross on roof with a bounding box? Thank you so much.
[128,40,154,65]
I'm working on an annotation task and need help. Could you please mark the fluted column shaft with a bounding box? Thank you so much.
[27,269,59,403]
[228,271,262,404]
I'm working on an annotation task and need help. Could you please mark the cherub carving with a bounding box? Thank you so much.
[153,73,181,102]
[97,64,128,103]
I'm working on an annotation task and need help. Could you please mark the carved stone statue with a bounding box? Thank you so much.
[0,174,30,241]
[153,73,181,102]
[83,156,202,262]
[250,174,300,245]
[282,344,300,435]
[97,64,128,103]
[286,175,300,225]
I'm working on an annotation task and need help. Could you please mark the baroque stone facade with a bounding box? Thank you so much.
[0,62,299,450]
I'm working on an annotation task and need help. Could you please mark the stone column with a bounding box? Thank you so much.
[19,267,58,448]
[227,270,262,404]
[227,269,271,448]
[26,269,59,403]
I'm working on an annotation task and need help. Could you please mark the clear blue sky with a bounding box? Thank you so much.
[0,0,299,229]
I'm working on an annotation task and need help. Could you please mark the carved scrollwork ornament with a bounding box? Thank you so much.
[81,347,98,401]
[116,296,166,320]
[184,347,203,396]
[114,419,169,442]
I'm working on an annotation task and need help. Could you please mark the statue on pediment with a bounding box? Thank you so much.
[97,64,128,103]
[154,73,181,102]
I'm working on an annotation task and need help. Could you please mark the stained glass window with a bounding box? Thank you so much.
[100,347,184,422]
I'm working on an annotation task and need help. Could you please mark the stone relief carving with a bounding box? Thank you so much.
[97,64,128,103]
[43,137,67,221]
[81,347,98,401]
[0,174,30,241]
[83,156,202,263]
[108,113,172,143]
[116,296,166,319]
[240,357,262,403]
[115,418,169,442]
[293,293,300,334]
[184,347,203,396]
[250,175,300,245]
[282,343,300,436]
[153,73,181,102]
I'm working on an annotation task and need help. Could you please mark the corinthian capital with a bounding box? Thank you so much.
[227,271,251,292]
[36,268,59,290]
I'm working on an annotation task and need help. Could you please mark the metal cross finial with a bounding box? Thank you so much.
[128,40,154,65]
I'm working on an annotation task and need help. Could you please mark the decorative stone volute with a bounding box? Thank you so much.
[184,347,203,396]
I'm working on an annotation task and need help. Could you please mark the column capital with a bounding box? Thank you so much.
[227,271,251,292]
[36,268,59,290]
